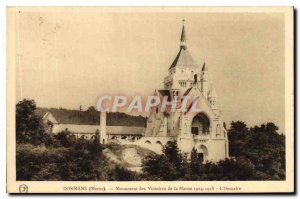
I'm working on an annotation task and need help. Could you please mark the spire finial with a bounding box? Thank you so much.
[180,19,187,49]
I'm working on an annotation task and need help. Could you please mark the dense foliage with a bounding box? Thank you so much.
[16,99,53,146]
[16,99,132,181]
[228,121,285,180]
[142,122,285,181]
[16,99,285,181]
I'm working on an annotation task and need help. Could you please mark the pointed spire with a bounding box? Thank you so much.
[180,19,187,50]
[202,62,207,71]
[208,84,217,98]
[180,19,186,42]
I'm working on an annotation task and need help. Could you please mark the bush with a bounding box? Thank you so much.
[142,121,285,181]
[16,135,106,181]
[142,141,187,180]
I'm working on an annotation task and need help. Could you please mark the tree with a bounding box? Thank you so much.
[87,106,97,112]
[227,121,285,180]
[217,157,255,180]
[113,165,138,181]
[163,141,181,164]
[142,154,177,180]
[54,130,75,147]
[227,121,248,157]
[190,147,200,173]
[89,131,102,158]
[16,99,50,146]
[142,141,187,180]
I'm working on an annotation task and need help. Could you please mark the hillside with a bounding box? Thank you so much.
[103,143,156,172]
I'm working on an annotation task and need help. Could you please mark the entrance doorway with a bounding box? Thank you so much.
[196,145,208,163]
[197,153,204,163]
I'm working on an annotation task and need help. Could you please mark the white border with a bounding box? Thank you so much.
[1,1,298,198]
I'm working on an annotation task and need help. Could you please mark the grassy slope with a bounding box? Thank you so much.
[104,143,156,168]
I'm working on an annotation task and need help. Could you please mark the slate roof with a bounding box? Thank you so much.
[52,124,145,135]
[35,108,100,125]
[35,107,146,127]
[169,48,196,69]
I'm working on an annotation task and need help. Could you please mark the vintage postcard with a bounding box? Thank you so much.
[6,7,294,193]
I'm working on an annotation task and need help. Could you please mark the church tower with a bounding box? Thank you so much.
[145,20,229,162]
[164,19,198,93]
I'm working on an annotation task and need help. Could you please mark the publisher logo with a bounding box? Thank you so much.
[19,184,28,193]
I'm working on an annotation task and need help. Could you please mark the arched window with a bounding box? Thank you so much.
[216,124,221,136]
[155,141,163,149]
[145,140,151,144]
[191,113,210,136]
[131,136,136,141]
[80,135,87,139]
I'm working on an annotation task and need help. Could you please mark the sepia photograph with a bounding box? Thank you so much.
[6,7,294,193]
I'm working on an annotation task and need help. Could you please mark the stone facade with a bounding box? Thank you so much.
[143,22,229,162]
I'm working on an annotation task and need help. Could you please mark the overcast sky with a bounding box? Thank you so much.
[12,7,285,132]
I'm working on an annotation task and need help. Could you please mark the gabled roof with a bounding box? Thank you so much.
[52,124,145,135]
[35,107,100,125]
[42,112,58,124]
[182,87,215,117]
[35,107,146,127]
